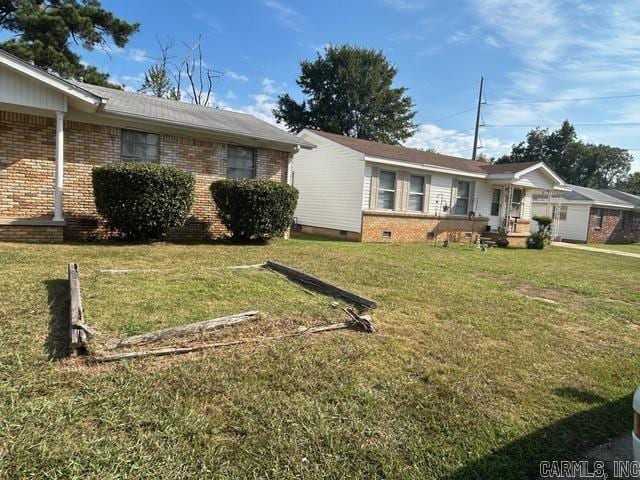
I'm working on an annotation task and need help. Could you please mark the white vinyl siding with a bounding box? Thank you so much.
[362,164,372,209]
[292,131,365,233]
[531,202,590,242]
[427,174,454,215]
[0,64,67,112]
[515,169,557,190]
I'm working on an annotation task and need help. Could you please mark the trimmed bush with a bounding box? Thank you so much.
[210,179,298,242]
[527,214,554,249]
[526,231,546,249]
[92,163,195,241]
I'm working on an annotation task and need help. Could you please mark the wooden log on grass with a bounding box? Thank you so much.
[264,261,377,310]
[105,311,261,350]
[93,322,352,363]
[68,262,89,352]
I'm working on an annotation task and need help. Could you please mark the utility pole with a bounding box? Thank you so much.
[471,76,484,162]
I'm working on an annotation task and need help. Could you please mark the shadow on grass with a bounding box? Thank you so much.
[44,279,69,360]
[449,393,633,480]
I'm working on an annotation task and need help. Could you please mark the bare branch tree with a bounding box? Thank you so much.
[181,35,221,105]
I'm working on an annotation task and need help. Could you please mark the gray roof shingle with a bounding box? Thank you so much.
[75,82,313,149]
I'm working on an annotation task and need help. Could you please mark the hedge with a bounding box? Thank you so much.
[210,179,298,242]
[92,163,195,241]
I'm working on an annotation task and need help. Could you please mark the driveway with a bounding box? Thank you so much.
[551,241,640,259]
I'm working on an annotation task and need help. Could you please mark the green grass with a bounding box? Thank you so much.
[1,237,639,479]
[580,242,640,254]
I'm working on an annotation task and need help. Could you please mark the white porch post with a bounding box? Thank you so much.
[53,111,65,222]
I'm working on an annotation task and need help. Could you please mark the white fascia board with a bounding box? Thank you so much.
[365,155,487,178]
[0,50,102,110]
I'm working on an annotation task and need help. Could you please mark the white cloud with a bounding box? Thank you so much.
[261,78,277,95]
[484,35,500,48]
[226,89,237,99]
[382,0,430,11]
[127,48,148,63]
[404,124,510,158]
[225,69,249,82]
[262,0,303,32]
[448,30,472,44]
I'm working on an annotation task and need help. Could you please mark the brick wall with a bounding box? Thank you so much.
[361,211,488,243]
[0,110,290,242]
[587,207,640,243]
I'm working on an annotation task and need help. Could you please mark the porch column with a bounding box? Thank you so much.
[53,111,65,222]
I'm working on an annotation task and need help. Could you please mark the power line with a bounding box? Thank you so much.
[484,122,640,128]
[427,106,477,124]
[486,93,640,106]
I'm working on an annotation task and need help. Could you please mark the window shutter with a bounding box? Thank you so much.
[423,174,432,213]
[398,171,409,211]
[468,181,476,214]
[450,178,458,214]
[369,167,379,210]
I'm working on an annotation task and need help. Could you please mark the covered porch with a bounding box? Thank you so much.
[481,163,567,247]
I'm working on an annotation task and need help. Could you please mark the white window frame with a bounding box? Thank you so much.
[594,208,603,230]
[227,145,257,179]
[510,188,523,217]
[553,205,568,221]
[633,212,640,230]
[121,129,159,163]
[377,170,396,210]
[490,189,501,216]
[453,180,471,215]
[408,174,425,212]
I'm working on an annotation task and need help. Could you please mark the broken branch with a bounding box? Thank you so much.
[105,311,261,350]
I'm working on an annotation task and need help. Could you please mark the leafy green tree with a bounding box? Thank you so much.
[0,0,139,88]
[273,45,417,144]
[497,120,632,187]
[616,171,640,195]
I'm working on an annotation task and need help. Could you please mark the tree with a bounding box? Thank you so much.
[616,171,640,195]
[273,45,417,144]
[139,36,220,104]
[496,120,632,187]
[0,0,139,88]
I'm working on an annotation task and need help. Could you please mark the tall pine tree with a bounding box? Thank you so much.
[0,0,139,88]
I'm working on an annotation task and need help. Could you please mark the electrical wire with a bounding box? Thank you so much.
[484,122,640,128]
[486,93,640,106]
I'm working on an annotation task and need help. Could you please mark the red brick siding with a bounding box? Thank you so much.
[0,110,291,242]
[587,207,640,243]
[361,211,488,243]
[0,225,63,243]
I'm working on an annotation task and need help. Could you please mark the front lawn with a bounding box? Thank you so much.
[1,237,639,478]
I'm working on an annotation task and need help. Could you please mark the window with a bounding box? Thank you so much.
[552,205,568,221]
[227,145,256,179]
[490,189,501,216]
[594,208,603,230]
[453,180,470,215]
[408,175,425,212]
[377,170,396,210]
[382,231,392,239]
[121,129,159,163]
[618,211,625,230]
[510,189,523,217]
[634,212,640,230]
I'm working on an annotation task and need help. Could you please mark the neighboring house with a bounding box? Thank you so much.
[292,129,567,246]
[531,185,640,243]
[0,49,312,242]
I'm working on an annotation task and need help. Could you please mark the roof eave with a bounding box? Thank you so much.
[101,109,310,150]
[364,155,487,178]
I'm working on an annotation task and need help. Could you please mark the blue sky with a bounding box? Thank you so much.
[35,1,640,170]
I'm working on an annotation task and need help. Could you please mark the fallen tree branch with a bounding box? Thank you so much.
[342,307,376,333]
[92,321,362,363]
[105,311,261,350]
[264,261,377,309]
[96,264,265,275]
[69,262,90,353]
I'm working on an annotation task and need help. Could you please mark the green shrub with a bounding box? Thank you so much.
[92,163,195,241]
[527,214,554,249]
[526,231,546,249]
[210,179,298,242]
